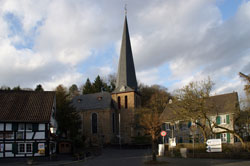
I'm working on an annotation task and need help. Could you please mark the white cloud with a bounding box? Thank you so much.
[0,0,249,98]
[137,68,160,86]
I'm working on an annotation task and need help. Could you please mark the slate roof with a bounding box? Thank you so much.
[0,90,55,123]
[72,92,112,111]
[161,92,239,122]
[113,16,137,93]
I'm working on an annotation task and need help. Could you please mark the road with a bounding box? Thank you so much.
[2,148,250,166]
[69,148,250,166]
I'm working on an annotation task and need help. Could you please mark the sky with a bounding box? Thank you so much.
[0,0,250,98]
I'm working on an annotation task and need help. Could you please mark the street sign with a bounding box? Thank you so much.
[169,137,176,147]
[161,131,167,137]
[206,147,222,152]
[206,139,222,153]
[206,139,221,146]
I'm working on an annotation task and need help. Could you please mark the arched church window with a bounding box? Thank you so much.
[125,96,128,109]
[92,113,97,134]
[118,96,121,109]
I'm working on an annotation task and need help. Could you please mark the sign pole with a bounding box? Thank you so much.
[119,113,121,149]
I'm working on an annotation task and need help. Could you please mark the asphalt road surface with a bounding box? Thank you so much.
[2,148,250,166]
[69,148,250,166]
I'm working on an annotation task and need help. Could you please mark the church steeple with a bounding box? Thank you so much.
[113,16,137,93]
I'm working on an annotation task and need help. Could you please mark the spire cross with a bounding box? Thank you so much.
[125,4,127,16]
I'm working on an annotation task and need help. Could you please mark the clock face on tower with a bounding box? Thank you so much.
[120,86,125,92]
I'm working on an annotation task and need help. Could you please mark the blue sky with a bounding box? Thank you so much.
[217,0,244,20]
[0,0,250,98]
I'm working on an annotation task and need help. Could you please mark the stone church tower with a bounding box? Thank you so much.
[111,16,141,144]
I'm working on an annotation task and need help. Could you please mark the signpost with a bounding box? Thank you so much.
[159,131,167,156]
[206,139,222,152]
[161,131,167,145]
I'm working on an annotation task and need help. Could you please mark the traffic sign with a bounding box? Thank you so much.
[206,139,222,153]
[161,131,167,137]
[206,147,222,152]
[206,139,221,146]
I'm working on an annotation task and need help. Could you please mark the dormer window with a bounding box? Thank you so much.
[77,99,82,103]
[97,96,103,101]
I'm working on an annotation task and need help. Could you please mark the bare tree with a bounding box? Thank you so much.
[137,85,170,161]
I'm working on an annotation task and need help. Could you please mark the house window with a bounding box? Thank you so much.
[18,143,25,153]
[26,144,32,153]
[18,123,25,131]
[125,96,128,109]
[16,132,24,139]
[26,124,32,131]
[221,115,226,124]
[18,143,32,153]
[221,133,227,143]
[165,123,170,130]
[172,124,176,130]
[92,113,98,134]
[118,96,121,109]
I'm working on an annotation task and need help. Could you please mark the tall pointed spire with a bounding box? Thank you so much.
[113,16,137,93]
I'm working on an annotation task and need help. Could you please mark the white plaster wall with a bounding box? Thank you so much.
[26,132,33,139]
[5,144,12,151]
[5,152,14,157]
[5,123,11,131]
[39,124,45,130]
[0,123,4,131]
[34,132,45,139]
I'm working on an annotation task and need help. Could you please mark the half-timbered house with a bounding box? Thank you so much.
[0,90,57,158]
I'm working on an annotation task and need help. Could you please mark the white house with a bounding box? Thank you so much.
[161,92,239,144]
[0,90,57,158]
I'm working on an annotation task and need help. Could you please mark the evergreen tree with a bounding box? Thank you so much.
[82,78,94,94]
[55,84,81,139]
[93,75,104,92]
[69,84,79,99]
[35,84,44,92]
[12,86,21,91]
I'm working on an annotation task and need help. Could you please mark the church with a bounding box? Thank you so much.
[72,15,141,145]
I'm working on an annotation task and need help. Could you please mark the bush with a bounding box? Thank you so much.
[169,143,206,153]
[131,136,151,145]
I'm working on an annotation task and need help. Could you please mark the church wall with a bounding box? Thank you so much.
[111,92,141,144]
[79,108,116,146]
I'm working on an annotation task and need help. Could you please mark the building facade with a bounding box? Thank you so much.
[0,91,57,158]
[161,92,239,144]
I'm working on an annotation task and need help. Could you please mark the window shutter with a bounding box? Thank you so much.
[188,121,192,128]
[227,133,230,143]
[32,124,39,132]
[216,133,221,139]
[12,143,18,154]
[216,116,221,124]
[226,115,230,124]
[33,142,38,153]
[12,123,18,132]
